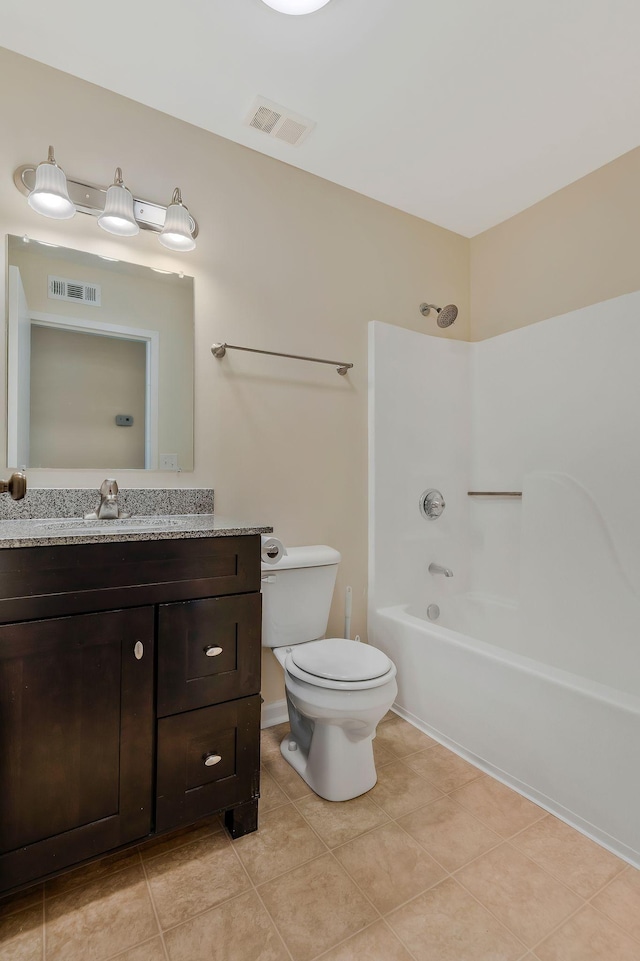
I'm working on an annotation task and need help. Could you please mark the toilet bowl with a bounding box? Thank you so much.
[262,546,398,801]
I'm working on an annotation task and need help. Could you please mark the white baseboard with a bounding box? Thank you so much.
[392,702,640,870]
[261,698,288,729]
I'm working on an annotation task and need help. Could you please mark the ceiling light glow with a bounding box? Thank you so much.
[260,0,332,14]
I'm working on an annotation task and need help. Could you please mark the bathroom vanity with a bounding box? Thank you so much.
[0,496,270,896]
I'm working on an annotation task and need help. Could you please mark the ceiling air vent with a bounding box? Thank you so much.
[48,276,101,307]
[245,97,316,147]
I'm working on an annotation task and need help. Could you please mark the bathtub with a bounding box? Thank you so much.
[369,594,640,866]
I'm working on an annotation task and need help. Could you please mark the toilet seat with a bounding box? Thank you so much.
[285,638,396,691]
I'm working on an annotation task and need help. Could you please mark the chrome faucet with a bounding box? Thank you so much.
[85,479,130,520]
[429,562,453,578]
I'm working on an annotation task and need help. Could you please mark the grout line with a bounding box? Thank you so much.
[225,841,296,961]
[585,901,640,947]
[249,881,296,961]
[453,850,585,955]
[137,847,171,961]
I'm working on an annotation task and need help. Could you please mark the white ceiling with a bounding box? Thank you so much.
[3,0,640,236]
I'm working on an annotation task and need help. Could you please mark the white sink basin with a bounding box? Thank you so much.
[34,516,186,536]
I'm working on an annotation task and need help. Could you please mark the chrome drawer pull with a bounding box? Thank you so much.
[203,753,222,767]
[204,645,223,657]
[134,641,144,660]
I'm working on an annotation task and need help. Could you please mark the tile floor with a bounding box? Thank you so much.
[1,712,639,961]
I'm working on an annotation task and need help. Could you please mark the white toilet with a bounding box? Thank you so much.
[261,545,397,802]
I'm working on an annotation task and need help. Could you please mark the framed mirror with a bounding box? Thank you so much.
[6,235,194,470]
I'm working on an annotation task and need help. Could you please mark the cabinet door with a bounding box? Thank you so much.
[156,695,260,833]
[0,607,154,894]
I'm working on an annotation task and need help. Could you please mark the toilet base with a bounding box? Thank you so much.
[279,729,378,802]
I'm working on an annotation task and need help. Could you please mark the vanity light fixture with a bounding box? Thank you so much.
[26,145,75,220]
[14,146,198,251]
[260,0,332,12]
[158,189,196,252]
[97,168,139,237]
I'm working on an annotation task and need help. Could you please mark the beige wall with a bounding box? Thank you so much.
[0,48,469,705]
[470,147,640,339]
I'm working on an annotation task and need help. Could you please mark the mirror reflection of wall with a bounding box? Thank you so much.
[6,235,195,471]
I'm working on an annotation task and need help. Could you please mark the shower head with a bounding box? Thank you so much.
[419,302,459,328]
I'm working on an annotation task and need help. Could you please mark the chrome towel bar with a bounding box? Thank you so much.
[211,342,353,375]
[467,491,522,497]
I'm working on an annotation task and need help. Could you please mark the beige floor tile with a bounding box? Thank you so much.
[259,853,377,961]
[372,739,395,767]
[261,723,290,760]
[456,843,581,947]
[387,877,524,961]
[144,832,249,930]
[259,767,289,814]
[591,865,640,941]
[450,776,544,838]
[334,821,445,913]
[534,904,640,961]
[0,903,43,961]
[45,864,158,961]
[262,751,313,801]
[398,795,501,871]
[316,920,414,961]
[404,743,484,793]
[510,814,626,898]
[374,718,437,758]
[164,890,289,961]
[0,884,42,920]
[295,792,389,848]
[232,803,326,884]
[139,817,222,862]
[368,760,442,818]
[111,938,168,961]
[46,847,141,898]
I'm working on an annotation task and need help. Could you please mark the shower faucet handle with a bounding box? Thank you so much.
[420,489,446,520]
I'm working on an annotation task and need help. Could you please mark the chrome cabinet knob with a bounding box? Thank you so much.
[134,641,144,660]
[203,753,222,767]
[204,645,223,657]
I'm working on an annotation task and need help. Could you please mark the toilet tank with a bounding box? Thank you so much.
[261,545,341,649]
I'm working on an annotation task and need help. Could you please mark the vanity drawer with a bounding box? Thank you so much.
[157,593,261,716]
[155,696,260,832]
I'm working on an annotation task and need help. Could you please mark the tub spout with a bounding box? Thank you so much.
[429,563,453,577]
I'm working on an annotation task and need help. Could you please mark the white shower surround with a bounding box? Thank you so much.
[368,297,640,865]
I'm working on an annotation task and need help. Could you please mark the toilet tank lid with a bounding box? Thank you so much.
[261,545,341,571]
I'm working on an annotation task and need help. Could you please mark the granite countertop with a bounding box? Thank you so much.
[0,513,273,549]
[0,488,272,549]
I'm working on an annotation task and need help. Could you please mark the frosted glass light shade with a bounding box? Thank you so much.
[159,189,196,251]
[98,181,139,237]
[261,0,331,12]
[27,148,75,220]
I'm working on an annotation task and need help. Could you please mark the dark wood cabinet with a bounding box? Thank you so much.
[0,534,262,896]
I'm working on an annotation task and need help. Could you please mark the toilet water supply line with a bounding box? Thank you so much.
[344,586,352,639]
[344,586,361,642]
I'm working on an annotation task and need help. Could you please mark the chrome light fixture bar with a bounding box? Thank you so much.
[14,148,198,249]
